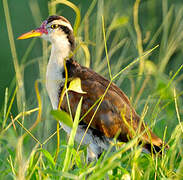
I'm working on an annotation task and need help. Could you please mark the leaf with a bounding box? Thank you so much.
[51,110,73,128]
[68,78,86,94]
[39,149,55,168]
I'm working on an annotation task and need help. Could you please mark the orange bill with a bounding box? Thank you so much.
[17,29,42,40]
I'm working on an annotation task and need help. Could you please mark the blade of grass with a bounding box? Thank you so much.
[7,155,16,176]
[102,16,112,80]
[42,127,62,145]
[2,107,39,134]
[2,0,25,111]
[112,45,159,80]
[133,0,144,82]
[15,119,41,145]
[2,87,18,129]
[2,88,8,128]
[173,88,183,133]
[62,97,83,174]
[55,57,72,162]
[80,42,90,67]
[94,0,104,68]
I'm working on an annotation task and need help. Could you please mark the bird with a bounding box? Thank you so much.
[18,15,167,161]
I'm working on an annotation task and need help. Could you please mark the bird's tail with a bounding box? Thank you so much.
[120,116,169,153]
[136,123,169,153]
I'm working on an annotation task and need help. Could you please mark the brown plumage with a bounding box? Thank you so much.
[61,59,164,153]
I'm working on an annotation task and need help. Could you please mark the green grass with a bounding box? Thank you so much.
[1,0,183,179]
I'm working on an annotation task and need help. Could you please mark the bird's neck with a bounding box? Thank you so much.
[50,35,71,67]
[46,36,71,109]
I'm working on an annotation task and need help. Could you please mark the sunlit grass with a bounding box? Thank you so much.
[1,0,183,179]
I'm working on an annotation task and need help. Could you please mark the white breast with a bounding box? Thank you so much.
[46,60,64,110]
[46,41,68,110]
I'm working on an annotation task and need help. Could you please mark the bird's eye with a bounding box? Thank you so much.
[51,24,59,29]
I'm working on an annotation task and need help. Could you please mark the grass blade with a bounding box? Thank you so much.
[62,97,83,173]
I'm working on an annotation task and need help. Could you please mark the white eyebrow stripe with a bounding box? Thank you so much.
[47,19,73,31]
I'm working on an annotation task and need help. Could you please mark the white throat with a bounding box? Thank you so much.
[46,34,71,109]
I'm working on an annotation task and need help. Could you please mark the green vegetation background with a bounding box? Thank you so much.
[0,0,183,179]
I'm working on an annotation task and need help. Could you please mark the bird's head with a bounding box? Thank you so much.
[18,15,75,51]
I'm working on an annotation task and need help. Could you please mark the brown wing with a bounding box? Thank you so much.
[61,59,163,151]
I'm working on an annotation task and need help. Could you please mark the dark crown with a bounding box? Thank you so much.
[46,15,71,25]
